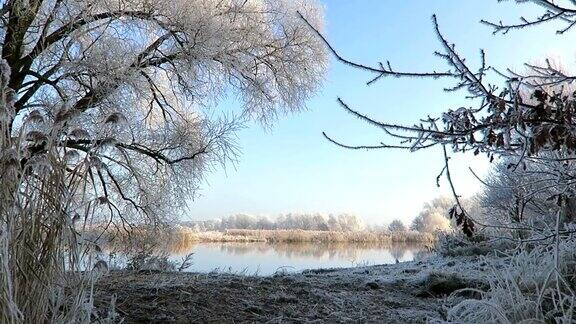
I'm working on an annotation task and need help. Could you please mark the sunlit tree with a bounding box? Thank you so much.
[410,197,453,233]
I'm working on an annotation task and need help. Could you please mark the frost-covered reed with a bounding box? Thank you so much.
[0,61,103,322]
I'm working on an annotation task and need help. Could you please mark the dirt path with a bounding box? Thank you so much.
[94,256,491,323]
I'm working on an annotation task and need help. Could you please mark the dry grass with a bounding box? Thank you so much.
[0,133,95,322]
[447,239,576,322]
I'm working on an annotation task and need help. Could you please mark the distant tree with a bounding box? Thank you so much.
[256,216,275,230]
[336,213,364,231]
[221,214,258,229]
[185,219,221,232]
[313,213,330,231]
[327,215,342,231]
[410,197,453,233]
[388,219,407,232]
[210,212,364,231]
[277,213,296,229]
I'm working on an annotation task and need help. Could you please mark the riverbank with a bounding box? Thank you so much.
[99,228,437,256]
[93,254,492,323]
[175,228,436,245]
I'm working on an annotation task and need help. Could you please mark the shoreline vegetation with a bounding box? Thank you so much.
[96,227,438,255]
[177,228,437,244]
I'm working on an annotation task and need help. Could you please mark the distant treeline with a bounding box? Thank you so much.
[183,198,460,234]
[182,213,365,232]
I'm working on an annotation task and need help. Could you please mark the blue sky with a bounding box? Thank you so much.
[185,0,576,225]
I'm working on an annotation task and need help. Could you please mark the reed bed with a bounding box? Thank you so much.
[175,228,436,245]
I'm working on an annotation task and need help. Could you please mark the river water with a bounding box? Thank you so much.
[161,242,429,275]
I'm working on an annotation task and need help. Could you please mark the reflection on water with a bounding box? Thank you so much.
[168,242,428,275]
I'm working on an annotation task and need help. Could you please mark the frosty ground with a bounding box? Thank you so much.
[93,254,493,323]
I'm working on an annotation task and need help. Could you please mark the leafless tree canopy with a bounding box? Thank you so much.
[1,0,327,227]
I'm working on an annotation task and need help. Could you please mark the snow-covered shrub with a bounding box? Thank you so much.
[478,157,570,239]
[125,252,176,272]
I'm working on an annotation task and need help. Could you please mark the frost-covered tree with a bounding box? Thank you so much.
[313,213,330,231]
[327,214,342,231]
[388,219,407,232]
[2,0,327,226]
[0,0,326,320]
[336,213,365,231]
[482,159,556,224]
[410,197,453,233]
[221,214,256,230]
[256,215,275,230]
[477,64,576,234]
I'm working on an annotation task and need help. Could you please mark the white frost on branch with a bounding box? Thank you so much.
[2,0,328,225]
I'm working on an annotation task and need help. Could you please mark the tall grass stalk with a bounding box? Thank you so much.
[0,61,99,323]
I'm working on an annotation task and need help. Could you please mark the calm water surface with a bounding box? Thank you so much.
[167,242,428,275]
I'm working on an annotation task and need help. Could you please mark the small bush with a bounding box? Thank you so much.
[416,272,480,298]
[125,252,176,272]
